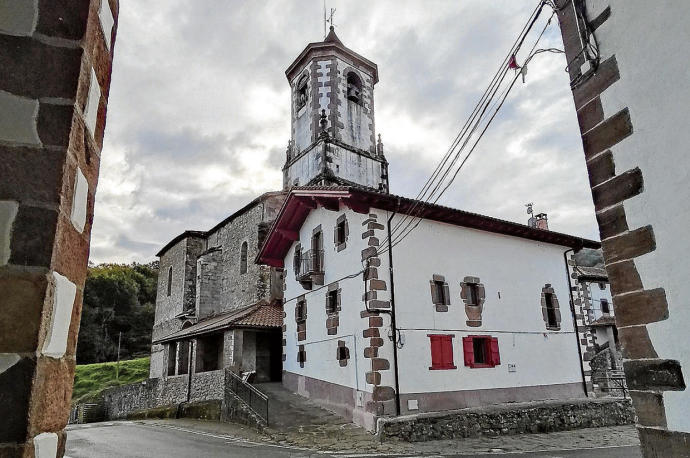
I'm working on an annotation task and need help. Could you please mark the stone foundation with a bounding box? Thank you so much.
[378,398,635,442]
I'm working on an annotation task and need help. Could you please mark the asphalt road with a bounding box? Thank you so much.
[66,422,315,458]
[66,421,643,458]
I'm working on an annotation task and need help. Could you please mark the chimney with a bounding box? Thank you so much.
[534,213,549,230]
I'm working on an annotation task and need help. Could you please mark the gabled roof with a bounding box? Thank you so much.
[154,301,283,344]
[257,187,601,268]
[156,191,286,257]
[285,26,379,83]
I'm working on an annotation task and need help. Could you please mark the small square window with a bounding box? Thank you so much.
[463,335,500,368]
[337,346,349,360]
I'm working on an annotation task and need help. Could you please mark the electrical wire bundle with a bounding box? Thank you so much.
[376,0,564,258]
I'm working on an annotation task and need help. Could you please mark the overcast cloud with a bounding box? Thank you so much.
[91,0,598,263]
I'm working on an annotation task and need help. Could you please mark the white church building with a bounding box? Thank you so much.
[258,187,599,430]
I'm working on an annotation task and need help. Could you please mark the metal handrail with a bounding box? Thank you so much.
[226,371,269,425]
[592,373,628,399]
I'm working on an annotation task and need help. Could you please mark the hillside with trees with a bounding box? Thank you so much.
[76,262,158,364]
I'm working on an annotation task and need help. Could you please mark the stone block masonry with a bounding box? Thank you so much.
[378,398,634,442]
[360,213,395,419]
[0,1,118,456]
[556,2,690,456]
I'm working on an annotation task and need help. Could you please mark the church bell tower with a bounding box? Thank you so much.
[283,26,389,192]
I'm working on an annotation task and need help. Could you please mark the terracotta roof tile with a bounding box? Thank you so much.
[154,301,283,343]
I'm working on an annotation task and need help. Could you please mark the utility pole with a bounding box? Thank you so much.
[116,331,122,381]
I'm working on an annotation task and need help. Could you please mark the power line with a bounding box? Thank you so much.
[380,9,561,256]
[380,1,550,250]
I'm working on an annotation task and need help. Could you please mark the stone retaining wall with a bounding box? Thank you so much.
[378,399,635,442]
[101,368,264,430]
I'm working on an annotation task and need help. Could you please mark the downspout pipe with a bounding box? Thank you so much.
[387,202,402,417]
[564,247,588,397]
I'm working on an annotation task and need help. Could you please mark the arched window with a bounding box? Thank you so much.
[166,266,173,296]
[346,72,363,104]
[240,241,248,274]
[296,75,308,111]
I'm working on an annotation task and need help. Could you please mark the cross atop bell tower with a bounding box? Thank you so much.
[283,27,389,192]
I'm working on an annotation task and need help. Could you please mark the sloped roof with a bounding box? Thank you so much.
[257,187,601,268]
[589,315,616,327]
[156,191,286,257]
[285,26,378,83]
[154,301,283,344]
[575,265,608,281]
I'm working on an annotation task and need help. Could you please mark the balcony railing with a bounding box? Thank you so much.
[296,249,324,281]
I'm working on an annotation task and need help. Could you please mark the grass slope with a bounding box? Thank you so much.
[72,357,150,404]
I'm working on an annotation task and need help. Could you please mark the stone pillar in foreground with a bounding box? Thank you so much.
[556,1,689,456]
[0,1,118,456]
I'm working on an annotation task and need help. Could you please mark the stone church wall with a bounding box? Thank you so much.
[206,201,275,313]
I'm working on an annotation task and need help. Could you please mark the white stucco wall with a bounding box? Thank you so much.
[585,0,690,432]
[390,215,582,395]
[588,281,613,321]
[283,202,583,405]
[328,144,384,189]
[283,206,394,395]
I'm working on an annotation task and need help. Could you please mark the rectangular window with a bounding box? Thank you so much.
[428,334,456,370]
[177,341,189,375]
[473,338,487,364]
[196,334,222,372]
[296,299,307,322]
[334,215,348,250]
[545,293,558,327]
[430,275,450,306]
[601,299,610,314]
[293,244,302,276]
[463,335,500,368]
[466,283,479,306]
[326,289,339,315]
[167,343,176,376]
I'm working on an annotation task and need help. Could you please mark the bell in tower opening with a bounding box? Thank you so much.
[283,26,389,193]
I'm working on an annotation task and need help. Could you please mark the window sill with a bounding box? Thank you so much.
[429,365,457,370]
[467,363,497,369]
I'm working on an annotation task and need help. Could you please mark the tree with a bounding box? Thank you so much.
[76,262,158,364]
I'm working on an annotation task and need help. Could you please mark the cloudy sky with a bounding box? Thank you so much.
[91,0,598,264]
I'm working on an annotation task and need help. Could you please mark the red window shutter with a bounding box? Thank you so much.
[441,336,455,368]
[463,336,474,367]
[490,337,500,366]
[429,335,442,369]
[429,335,455,369]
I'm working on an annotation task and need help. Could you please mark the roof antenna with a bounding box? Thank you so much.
[324,1,336,38]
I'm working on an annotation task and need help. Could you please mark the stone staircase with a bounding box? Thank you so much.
[254,382,409,453]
